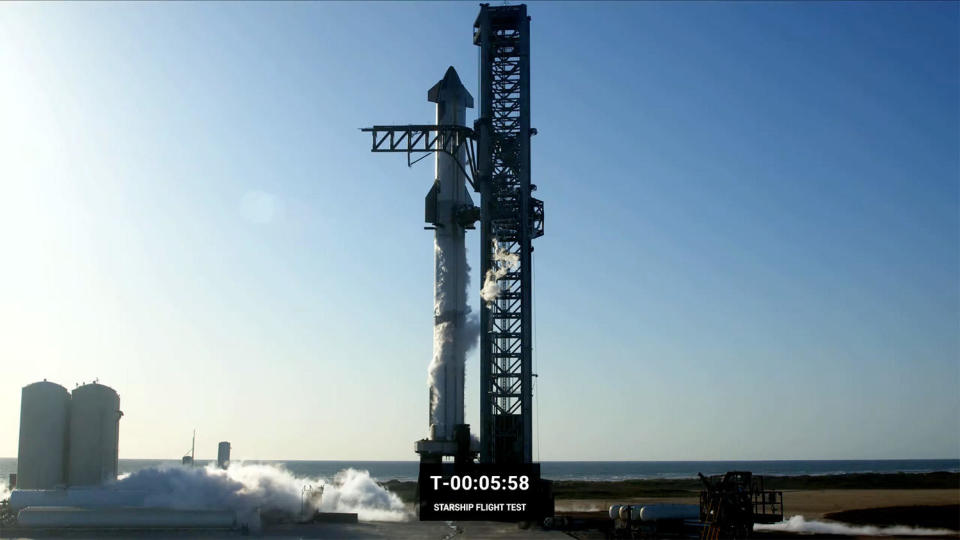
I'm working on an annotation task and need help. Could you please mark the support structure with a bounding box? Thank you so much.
[475,3,543,465]
[361,3,542,467]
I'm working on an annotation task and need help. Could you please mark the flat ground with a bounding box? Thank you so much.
[557,488,960,520]
[0,521,569,539]
[265,521,569,538]
[3,474,958,538]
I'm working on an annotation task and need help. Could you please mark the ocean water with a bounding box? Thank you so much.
[1,458,957,486]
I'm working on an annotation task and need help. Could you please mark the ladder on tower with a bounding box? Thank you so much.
[475,1,544,468]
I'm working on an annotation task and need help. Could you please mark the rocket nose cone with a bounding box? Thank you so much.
[428,66,474,108]
[443,66,462,86]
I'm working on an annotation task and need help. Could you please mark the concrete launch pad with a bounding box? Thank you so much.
[0,520,570,539]
[264,520,569,539]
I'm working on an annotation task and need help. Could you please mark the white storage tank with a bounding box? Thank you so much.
[638,504,700,522]
[67,383,122,486]
[17,381,70,489]
[617,503,700,522]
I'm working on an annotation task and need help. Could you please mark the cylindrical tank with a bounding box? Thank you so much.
[17,381,70,489]
[67,383,122,486]
[217,442,231,469]
[618,504,701,522]
[638,504,700,521]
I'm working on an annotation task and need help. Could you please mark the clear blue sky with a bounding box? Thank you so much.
[0,1,956,461]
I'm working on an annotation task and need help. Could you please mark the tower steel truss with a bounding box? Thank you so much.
[361,3,543,466]
[475,3,543,464]
[361,125,479,190]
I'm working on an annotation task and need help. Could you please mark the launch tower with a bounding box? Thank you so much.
[474,3,543,465]
[362,3,542,466]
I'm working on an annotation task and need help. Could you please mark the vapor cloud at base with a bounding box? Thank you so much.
[755,515,955,536]
[114,463,409,522]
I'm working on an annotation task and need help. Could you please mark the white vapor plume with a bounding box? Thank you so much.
[113,463,408,522]
[428,237,479,439]
[754,516,956,536]
[480,239,519,306]
[0,480,9,502]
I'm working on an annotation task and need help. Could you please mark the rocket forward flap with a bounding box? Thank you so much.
[425,180,440,226]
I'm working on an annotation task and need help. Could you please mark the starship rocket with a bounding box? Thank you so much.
[425,66,475,443]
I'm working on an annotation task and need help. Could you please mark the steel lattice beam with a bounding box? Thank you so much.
[361,125,479,190]
[362,4,543,467]
[475,3,543,465]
